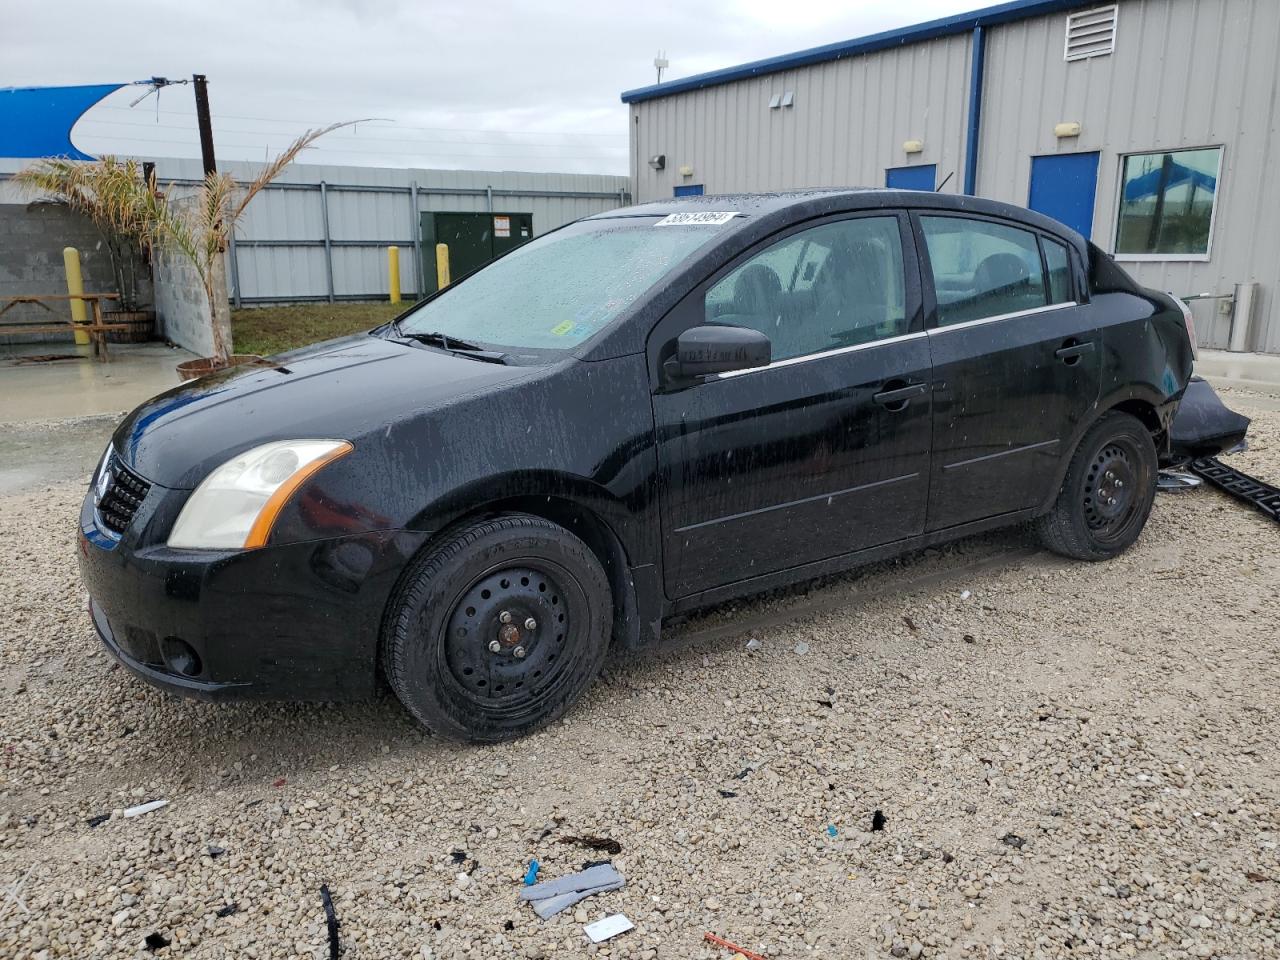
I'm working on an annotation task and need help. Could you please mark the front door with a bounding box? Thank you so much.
[915,213,1100,531]
[1028,152,1100,238]
[652,212,933,599]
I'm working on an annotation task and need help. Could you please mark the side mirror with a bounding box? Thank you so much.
[666,324,771,381]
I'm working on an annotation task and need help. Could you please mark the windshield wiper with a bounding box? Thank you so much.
[399,330,507,364]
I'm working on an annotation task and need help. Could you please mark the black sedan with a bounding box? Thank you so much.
[81,190,1199,741]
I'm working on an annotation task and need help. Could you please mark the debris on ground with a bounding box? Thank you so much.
[1157,469,1203,492]
[556,835,622,855]
[704,931,769,960]
[902,615,917,632]
[319,884,341,960]
[792,641,810,655]
[450,849,468,864]
[583,913,633,943]
[1001,833,1025,849]
[523,860,539,886]
[206,845,225,858]
[271,777,286,788]
[717,789,738,798]
[826,825,838,838]
[143,932,170,951]
[215,903,238,918]
[520,863,625,920]
[85,813,109,828]
[745,638,761,652]
[871,810,886,832]
[122,799,169,818]
[963,634,976,644]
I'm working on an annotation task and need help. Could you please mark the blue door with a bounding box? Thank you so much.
[886,165,936,191]
[674,184,704,197]
[1029,152,1100,239]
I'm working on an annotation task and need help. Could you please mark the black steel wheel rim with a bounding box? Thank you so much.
[440,560,582,713]
[1082,440,1140,542]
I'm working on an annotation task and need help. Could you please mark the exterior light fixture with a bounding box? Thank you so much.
[648,154,666,170]
[678,164,694,178]
[1054,121,1082,138]
[903,139,925,154]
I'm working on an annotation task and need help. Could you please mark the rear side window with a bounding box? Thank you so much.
[705,216,907,361]
[921,216,1047,326]
[1043,238,1073,304]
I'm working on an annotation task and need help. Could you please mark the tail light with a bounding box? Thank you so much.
[1172,296,1199,360]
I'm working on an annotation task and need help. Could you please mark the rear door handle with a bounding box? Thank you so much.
[873,382,928,409]
[1055,340,1095,362]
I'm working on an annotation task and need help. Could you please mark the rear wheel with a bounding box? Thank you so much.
[383,514,612,742]
[1036,412,1158,561]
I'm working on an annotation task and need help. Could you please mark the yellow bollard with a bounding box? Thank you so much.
[435,243,450,290]
[388,246,401,304]
[63,246,90,345]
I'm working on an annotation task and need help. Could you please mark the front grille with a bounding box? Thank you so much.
[97,454,152,536]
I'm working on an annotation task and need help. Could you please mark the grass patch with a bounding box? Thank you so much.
[232,301,405,356]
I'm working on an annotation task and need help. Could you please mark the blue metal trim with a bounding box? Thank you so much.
[620,0,1097,104]
[963,25,987,196]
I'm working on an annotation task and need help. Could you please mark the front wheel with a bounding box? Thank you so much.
[383,514,613,742]
[1036,412,1158,561]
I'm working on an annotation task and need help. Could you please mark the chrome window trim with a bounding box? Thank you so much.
[927,301,1079,335]
[715,329,927,379]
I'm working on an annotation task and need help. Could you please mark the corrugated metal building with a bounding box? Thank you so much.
[0,158,629,304]
[622,0,1280,354]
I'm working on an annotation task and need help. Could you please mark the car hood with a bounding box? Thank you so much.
[114,334,530,488]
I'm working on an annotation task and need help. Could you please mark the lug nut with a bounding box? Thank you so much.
[499,610,512,624]
[488,640,502,653]
[524,617,537,631]
[513,645,527,659]
[1116,479,1124,488]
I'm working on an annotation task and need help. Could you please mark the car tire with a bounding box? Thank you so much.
[1036,411,1158,562]
[382,513,613,742]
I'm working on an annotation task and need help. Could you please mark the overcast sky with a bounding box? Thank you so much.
[7,0,980,175]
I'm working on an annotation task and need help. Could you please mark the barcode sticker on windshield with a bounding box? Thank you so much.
[654,211,738,226]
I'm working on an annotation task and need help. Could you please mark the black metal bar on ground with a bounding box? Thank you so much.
[1189,457,1280,524]
[319,884,340,960]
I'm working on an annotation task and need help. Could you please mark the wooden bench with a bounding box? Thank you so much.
[0,293,128,362]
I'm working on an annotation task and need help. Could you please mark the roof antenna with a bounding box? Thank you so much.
[936,171,955,192]
[653,51,669,84]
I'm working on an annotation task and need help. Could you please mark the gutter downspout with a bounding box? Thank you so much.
[963,24,987,196]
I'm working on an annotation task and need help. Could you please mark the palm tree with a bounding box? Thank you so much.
[16,122,353,365]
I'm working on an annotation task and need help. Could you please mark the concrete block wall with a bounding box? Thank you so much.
[0,202,152,344]
[152,247,214,357]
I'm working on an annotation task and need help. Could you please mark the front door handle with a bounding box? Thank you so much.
[1055,339,1095,364]
[873,382,928,410]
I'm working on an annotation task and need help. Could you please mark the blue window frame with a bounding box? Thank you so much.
[673,184,705,197]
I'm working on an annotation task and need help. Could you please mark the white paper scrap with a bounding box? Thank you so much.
[123,799,170,818]
[583,913,633,943]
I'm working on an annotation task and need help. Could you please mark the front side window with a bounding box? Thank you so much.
[396,217,726,359]
[704,217,907,361]
[921,216,1047,326]
[1115,147,1222,258]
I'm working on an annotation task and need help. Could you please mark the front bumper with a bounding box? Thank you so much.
[78,486,428,702]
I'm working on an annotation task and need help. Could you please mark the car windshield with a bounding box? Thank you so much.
[393,216,730,359]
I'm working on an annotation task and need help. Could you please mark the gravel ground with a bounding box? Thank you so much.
[2,392,1278,960]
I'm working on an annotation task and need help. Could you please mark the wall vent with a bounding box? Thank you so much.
[1065,5,1118,61]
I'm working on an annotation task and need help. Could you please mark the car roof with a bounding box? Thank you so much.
[589,189,1082,243]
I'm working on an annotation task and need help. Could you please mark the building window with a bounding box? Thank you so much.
[1065,5,1118,61]
[1114,147,1222,260]
[674,184,704,197]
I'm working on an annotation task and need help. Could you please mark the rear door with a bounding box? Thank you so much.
[915,213,1099,530]
[650,212,933,599]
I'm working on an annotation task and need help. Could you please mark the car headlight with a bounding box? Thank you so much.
[168,440,353,550]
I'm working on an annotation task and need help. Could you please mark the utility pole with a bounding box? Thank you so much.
[192,74,216,175]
